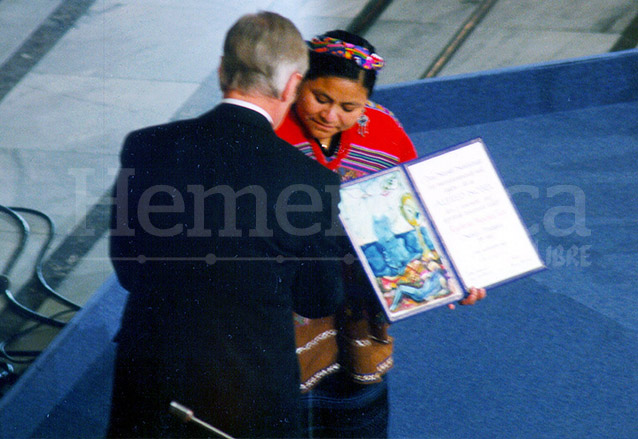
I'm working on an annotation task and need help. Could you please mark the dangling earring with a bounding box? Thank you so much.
[357,112,369,137]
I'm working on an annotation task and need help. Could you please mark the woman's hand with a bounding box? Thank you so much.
[448,287,487,310]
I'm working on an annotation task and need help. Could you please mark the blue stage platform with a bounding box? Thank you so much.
[1,49,636,438]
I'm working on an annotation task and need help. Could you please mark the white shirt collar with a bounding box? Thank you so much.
[220,98,273,125]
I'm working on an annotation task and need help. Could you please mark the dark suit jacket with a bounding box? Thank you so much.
[107,103,345,438]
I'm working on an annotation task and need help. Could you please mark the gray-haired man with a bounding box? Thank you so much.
[107,12,345,438]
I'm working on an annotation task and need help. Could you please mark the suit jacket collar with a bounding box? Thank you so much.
[220,98,274,125]
[200,103,274,133]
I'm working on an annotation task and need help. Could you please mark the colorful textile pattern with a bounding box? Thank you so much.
[277,101,417,183]
[340,143,400,177]
[308,36,385,71]
[367,101,403,126]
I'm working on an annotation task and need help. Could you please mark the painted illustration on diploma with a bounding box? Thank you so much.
[339,169,463,321]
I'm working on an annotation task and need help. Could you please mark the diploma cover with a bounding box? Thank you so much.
[339,138,545,321]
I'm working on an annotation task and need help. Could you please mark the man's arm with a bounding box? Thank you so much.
[109,133,142,293]
[289,169,345,318]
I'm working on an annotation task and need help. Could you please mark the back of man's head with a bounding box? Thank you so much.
[220,11,308,99]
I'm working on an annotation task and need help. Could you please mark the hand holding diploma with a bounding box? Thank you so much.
[448,287,487,309]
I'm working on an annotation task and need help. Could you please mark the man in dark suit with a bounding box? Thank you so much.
[107,12,345,438]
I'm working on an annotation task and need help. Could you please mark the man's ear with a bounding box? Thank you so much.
[281,72,303,104]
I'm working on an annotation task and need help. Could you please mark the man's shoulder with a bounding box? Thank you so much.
[125,117,200,144]
[120,118,203,163]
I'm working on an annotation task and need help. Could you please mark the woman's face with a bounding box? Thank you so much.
[294,76,369,142]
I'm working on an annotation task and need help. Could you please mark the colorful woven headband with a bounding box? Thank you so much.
[307,36,385,71]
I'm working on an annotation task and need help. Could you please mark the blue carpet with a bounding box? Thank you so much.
[1,50,636,438]
[0,275,128,439]
[389,278,638,438]
[375,49,638,438]
[405,99,638,333]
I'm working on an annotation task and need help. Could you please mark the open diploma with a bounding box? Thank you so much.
[339,138,544,321]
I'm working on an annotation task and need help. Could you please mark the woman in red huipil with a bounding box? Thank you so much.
[277,30,486,438]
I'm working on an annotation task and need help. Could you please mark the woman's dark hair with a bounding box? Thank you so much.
[306,30,378,95]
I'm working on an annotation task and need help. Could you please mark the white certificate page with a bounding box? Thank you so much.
[405,139,544,289]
